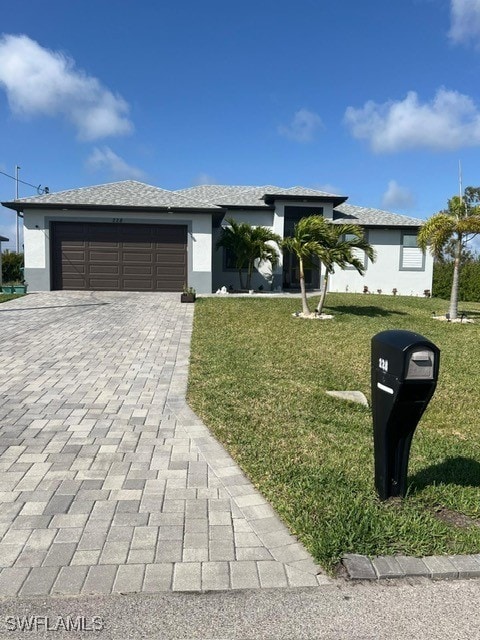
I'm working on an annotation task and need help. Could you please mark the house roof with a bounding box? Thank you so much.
[333,203,422,228]
[2,180,223,212]
[176,185,348,207]
[178,185,423,227]
[0,235,9,242]
[1,180,424,228]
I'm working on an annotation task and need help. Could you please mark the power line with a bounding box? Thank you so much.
[0,168,49,195]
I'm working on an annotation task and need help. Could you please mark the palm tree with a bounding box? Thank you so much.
[216,218,281,290]
[418,192,480,320]
[314,222,376,315]
[281,216,327,315]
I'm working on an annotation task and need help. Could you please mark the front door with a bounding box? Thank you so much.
[283,253,318,289]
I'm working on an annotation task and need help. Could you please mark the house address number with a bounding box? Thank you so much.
[112,218,123,223]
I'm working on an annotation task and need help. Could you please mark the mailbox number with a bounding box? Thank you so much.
[378,358,388,373]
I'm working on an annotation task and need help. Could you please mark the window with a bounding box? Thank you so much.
[342,232,368,270]
[400,232,424,271]
[223,247,237,271]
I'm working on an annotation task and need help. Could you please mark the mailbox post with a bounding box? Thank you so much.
[371,330,440,500]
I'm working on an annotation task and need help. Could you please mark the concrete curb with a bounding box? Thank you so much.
[342,553,480,581]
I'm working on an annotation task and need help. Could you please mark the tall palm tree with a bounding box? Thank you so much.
[418,192,480,320]
[216,218,281,290]
[281,216,327,315]
[314,222,376,315]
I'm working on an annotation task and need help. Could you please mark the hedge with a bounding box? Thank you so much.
[433,261,480,302]
[1,251,24,283]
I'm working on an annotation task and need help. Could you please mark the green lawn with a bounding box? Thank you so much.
[187,293,480,573]
[0,293,23,303]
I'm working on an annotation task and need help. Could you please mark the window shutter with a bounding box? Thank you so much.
[401,246,423,269]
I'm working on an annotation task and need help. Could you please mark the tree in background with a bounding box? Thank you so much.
[1,251,24,283]
[418,188,480,319]
[216,218,281,290]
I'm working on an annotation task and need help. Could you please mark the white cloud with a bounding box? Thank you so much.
[0,34,133,140]
[193,172,216,185]
[344,88,480,152]
[86,147,145,180]
[382,180,415,209]
[314,183,344,195]
[278,108,323,143]
[449,0,480,46]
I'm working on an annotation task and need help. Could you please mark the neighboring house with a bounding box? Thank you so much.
[1,181,432,295]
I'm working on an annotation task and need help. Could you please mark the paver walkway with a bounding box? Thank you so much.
[0,292,330,596]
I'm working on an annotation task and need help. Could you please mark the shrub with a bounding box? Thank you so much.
[1,251,24,282]
[433,260,480,302]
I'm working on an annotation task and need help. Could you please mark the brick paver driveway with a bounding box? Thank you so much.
[0,292,329,596]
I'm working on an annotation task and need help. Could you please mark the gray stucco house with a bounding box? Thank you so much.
[2,181,432,295]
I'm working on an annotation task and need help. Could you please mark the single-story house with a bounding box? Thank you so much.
[1,181,432,295]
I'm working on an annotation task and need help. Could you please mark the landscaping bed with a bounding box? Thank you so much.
[187,293,480,573]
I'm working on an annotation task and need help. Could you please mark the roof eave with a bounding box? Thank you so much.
[1,202,224,214]
[220,204,275,211]
[262,194,348,206]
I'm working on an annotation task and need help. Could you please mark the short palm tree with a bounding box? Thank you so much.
[314,222,376,315]
[281,216,327,315]
[282,216,375,316]
[216,218,281,290]
[418,192,480,320]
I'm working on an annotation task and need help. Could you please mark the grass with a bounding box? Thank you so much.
[0,293,23,304]
[187,293,480,573]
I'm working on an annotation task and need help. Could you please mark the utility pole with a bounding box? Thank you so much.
[15,165,20,252]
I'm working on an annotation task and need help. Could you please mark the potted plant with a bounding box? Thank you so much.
[13,282,28,294]
[181,285,196,303]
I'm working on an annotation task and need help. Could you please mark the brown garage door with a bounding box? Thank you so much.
[51,222,187,291]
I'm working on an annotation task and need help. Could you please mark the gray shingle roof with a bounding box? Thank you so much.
[176,184,347,207]
[333,203,422,227]
[3,181,222,211]
[2,180,425,227]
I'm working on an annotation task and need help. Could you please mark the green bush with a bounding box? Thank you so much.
[433,260,480,302]
[1,251,24,283]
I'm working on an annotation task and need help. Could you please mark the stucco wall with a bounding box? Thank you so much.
[22,209,212,293]
[328,228,433,296]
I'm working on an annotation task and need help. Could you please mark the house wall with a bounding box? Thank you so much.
[22,208,213,293]
[328,228,433,296]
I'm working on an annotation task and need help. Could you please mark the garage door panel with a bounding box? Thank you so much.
[89,251,121,262]
[155,265,187,275]
[156,254,187,265]
[89,264,120,275]
[123,251,154,263]
[62,250,87,262]
[52,222,188,291]
[123,265,154,275]
[125,242,155,249]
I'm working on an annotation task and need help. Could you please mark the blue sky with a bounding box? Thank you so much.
[1,0,480,249]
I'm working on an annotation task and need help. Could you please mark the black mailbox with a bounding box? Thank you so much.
[371,330,440,500]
